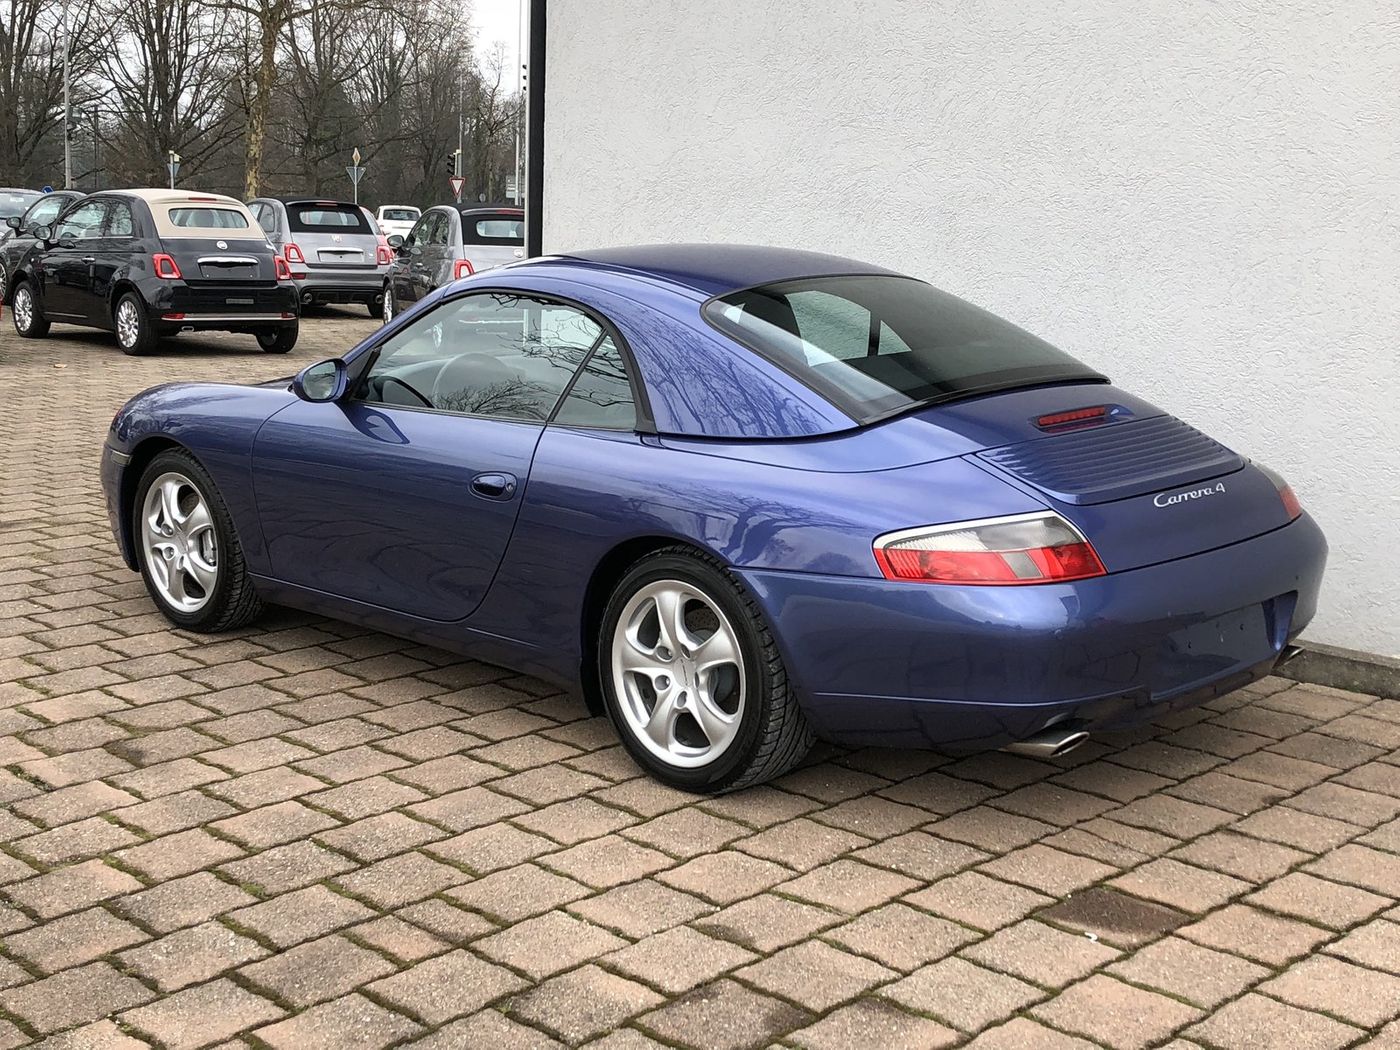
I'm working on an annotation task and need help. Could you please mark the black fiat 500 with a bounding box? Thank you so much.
[4,188,299,354]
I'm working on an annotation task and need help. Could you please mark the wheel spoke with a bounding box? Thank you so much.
[692,627,739,673]
[618,634,664,677]
[158,480,182,530]
[184,552,217,593]
[181,499,212,543]
[652,585,697,653]
[163,559,188,604]
[643,692,677,749]
[690,687,737,749]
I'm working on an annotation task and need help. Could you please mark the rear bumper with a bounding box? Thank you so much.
[736,513,1328,750]
[144,281,299,328]
[293,273,384,304]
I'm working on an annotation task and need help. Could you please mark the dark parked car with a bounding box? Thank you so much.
[0,189,84,297]
[4,189,298,354]
[382,204,523,322]
[248,196,391,314]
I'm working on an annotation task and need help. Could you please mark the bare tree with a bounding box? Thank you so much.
[0,0,109,185]
[103,0,239,186]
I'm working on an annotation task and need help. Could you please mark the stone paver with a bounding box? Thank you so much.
[0,316,1396,1047]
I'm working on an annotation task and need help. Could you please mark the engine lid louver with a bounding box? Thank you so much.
[976,415,1244,506]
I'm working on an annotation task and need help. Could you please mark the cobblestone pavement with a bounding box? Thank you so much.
[1,313,1398,1050]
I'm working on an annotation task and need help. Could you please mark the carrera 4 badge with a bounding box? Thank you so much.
[1153,482,1226,508]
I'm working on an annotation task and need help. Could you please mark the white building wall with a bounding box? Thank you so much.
[543,0,1400,657]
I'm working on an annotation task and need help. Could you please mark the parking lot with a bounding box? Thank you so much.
[0,313,1396,1049]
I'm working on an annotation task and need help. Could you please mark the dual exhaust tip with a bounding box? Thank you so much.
[1004,645,1306,760]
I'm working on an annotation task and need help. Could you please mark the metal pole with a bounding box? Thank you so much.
[62,4,72,189]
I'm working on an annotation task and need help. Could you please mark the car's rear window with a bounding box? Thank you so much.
[289,205,371,233]
[462,212,523,244]
[168,207,250,229]
[704,275,1104,423]
[380,207,419,221]
[0,191,39,218]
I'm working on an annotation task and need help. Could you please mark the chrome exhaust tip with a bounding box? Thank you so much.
[1004,726,1091,759]
[1277,644,1305,668]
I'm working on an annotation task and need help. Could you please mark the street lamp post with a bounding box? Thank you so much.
[61,3,72,189]
[167,151,181,189]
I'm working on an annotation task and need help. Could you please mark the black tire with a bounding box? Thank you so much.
[256,324,298,353]
[366,299,379,318]
[598,546,814,792]
[132,448,263,632]
[114,291,158,355]
[11,281,50,338]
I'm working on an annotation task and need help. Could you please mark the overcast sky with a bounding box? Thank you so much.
[473,0,525,88]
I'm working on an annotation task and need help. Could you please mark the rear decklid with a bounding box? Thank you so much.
[925,384,1294,571]
[151,197,281,285]
[285,201,382,270]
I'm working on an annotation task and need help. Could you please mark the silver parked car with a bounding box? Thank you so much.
[248,196,391,315]
[382,204,523,323]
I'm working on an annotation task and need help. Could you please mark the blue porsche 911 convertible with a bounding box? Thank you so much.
[101,244,1327,791]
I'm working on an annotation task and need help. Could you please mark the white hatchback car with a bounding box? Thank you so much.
[375,205,421,239]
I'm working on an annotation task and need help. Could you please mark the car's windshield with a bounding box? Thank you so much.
[21,195,67,230]
[704,275,1104,423]
[380,207,418,221]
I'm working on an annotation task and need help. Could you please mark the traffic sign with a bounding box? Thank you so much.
[41,185,53,193]
[449,175,465,202]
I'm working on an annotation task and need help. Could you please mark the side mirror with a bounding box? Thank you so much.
[386,234,404,249]
[292,358,347,403]
[5,216,20,230]
[32,224,52,245]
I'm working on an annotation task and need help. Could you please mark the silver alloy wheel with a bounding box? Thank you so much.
[115,298,141,348]
[610,579,746,768]
[140,471,218,614]
[0,261,8,298]
[13,284,33,331]
[382,287,393,322]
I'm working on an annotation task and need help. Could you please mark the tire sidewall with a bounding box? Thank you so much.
[599,552,772,791]
[132,451,241,630]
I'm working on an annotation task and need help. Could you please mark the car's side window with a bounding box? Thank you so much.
[55,200,108,242]
[403,213,430,249]
[357,293,606,422]
[425,212,450,247]
[255,204,278,235]
[104,201,134,238]
[552,338,637,430]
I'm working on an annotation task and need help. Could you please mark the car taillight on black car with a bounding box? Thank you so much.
[1255,464,1304,521]
[874,511,1107,585]
[152,253,181,279]
[275,256,292,281]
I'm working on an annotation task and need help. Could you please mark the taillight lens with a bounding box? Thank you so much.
[152,253,181,279]
[274,256,291,281]
[453,258,474,279]
[376,237,392,266]
[284,243,305,265]
[873,512,1107,585]
[1256,464,1302,521]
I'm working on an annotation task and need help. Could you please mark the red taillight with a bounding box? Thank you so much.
[284,243,305,265]
[1036,405,1108,430]
[453,258,474,280]
[161,313,186,320]
[873,512,1107,585]
[1255,463,1303,521]
[152,253,182,279]
[274,256,292,281]
[376,240,392,266]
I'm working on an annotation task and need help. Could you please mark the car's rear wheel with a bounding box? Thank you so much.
[256,325,298,353]
[599,547,813,792]
[133,449,263,632]
[12,281,50,338]
[115,292,156,355]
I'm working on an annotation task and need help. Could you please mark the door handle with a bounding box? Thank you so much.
[82,256,95,263]
[470,472,517,500]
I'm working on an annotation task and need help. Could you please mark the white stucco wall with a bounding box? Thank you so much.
[543,0,1400,657]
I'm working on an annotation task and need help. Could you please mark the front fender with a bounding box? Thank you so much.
[106,382,299,575]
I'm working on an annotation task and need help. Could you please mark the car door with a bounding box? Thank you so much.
[90,197,138,320]
[250,289,605,621]
[43,198,109,321]
[394,213,432,304]
[408,211,447,301]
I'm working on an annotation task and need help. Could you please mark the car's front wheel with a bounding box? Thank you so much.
[11,281,50,338]
[382,285,395,324]
[599,547,813,792]
[115,292,157,355]
[256,325,298,353]
[133,449,263,632]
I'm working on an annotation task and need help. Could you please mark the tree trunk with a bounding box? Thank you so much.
[243,3,279,199]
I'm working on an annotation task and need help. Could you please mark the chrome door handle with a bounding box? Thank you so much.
[82,256,96,263]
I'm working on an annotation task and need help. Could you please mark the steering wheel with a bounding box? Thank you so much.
[379,375,433,408]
